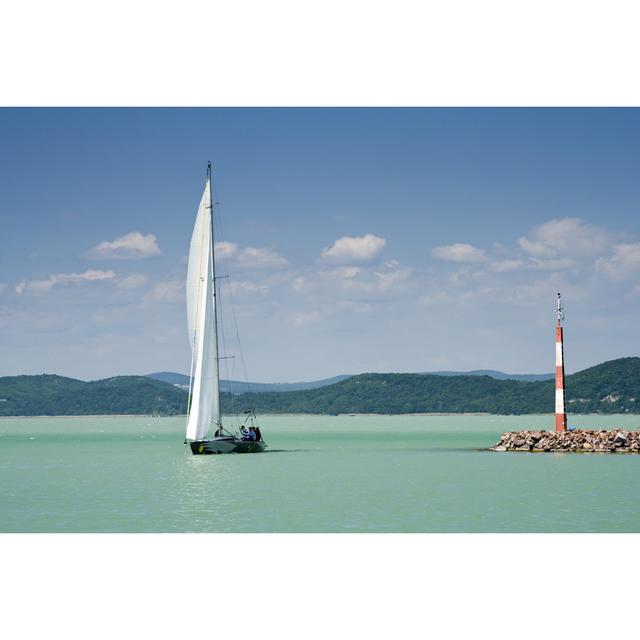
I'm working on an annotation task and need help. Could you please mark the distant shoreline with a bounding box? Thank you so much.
[1,412,636,419]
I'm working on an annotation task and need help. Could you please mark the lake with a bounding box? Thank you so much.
[1,414,639,532]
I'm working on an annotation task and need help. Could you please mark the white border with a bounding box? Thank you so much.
[1,534,638,639]
[1,1,639,106]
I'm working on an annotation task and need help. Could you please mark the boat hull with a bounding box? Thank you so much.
[189,437,267,455]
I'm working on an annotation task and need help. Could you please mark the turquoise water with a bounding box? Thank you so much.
[1,414,639,532]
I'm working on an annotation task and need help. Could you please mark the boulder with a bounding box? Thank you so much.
[491,428,640,453]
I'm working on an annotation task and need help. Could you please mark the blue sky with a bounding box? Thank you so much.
[1,108,640,381]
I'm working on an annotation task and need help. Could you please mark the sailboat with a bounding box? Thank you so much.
[185,162,267,455]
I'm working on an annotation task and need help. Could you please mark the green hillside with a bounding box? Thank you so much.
[0,374,187,416]
[224,357,640,415]
[1,358,639,416]
[228,373,551,415]
[563,357,640,412]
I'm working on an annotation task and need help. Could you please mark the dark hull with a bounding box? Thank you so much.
[190,437,267,455]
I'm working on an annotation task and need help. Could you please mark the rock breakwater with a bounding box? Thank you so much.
[492,429,640,453]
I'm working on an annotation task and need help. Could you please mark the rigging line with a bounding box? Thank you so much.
[228,281,252,397]
[214,195,253,397]
[211,175,238,420]
[215,221,249,397]
[185,187,208,434]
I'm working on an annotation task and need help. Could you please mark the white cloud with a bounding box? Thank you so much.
[527,257,576,271]
[88,231,161,260]
[595,243,640,280]
[290,267,364,295]
[447,267,486,288]
[144,279,184,303]
[215,241,238,258]
[321,234,386,264]
[489,259,525,273]
[287,310,321,328]
[372,266,412,291]
[235,246,289,270]
[330,266,362,279]
[15,270,116,295]
[432,243,487,263]
[223,280,269,297]
[212,241,288,271]
[116,273,148,290]
[0,283,7,295]
[518,218,608,259]
[338,262,413,298]
[291,259,414,304]
[513,277,567,305]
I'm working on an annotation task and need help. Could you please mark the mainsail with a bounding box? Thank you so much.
[185,174,220,441]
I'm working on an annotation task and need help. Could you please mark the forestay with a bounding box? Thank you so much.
[185,180,220,440]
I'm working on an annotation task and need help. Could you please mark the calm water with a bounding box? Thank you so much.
[1,414,639,532]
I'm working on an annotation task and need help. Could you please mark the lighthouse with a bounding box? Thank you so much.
[555,292,567,432]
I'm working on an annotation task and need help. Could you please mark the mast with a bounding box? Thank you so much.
[208,161,222,430]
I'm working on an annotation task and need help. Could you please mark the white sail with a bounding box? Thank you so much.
[185,179,220,441]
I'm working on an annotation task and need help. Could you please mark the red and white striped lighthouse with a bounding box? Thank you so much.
[555,292,567,432]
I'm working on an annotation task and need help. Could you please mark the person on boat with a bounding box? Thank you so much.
[254,425,262,441]
[214,427,222,437]
[248,427,257,441]
[240,426,251,441]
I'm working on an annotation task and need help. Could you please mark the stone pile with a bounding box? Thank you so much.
[492,429,640,453]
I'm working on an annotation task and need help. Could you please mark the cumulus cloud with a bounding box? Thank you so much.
[116,273,148,290]
[144,279,184,303]
[15,270,116,295]
[489,259,525,273]
[330,260,412,298]
[321,234,386,264]
[213,241,288,270]
[432,243,487,263]
[518,218,608,259]
[527,257,576,271]
[88,231,161,260]
[372,266,412,291]
[287,310,321,328]
[223,280,269,297]
[215,241,238,258]
[235,246,289,270]
[595,243,640,280]
[330,266,362,279]
[288,259,411,303]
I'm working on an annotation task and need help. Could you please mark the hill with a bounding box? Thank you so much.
[1,358,639,416]
[0,375,187,416]
[145,371,350,393]
[223,357,640,415]
[428,369,554,382]
[146,369,551,391]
